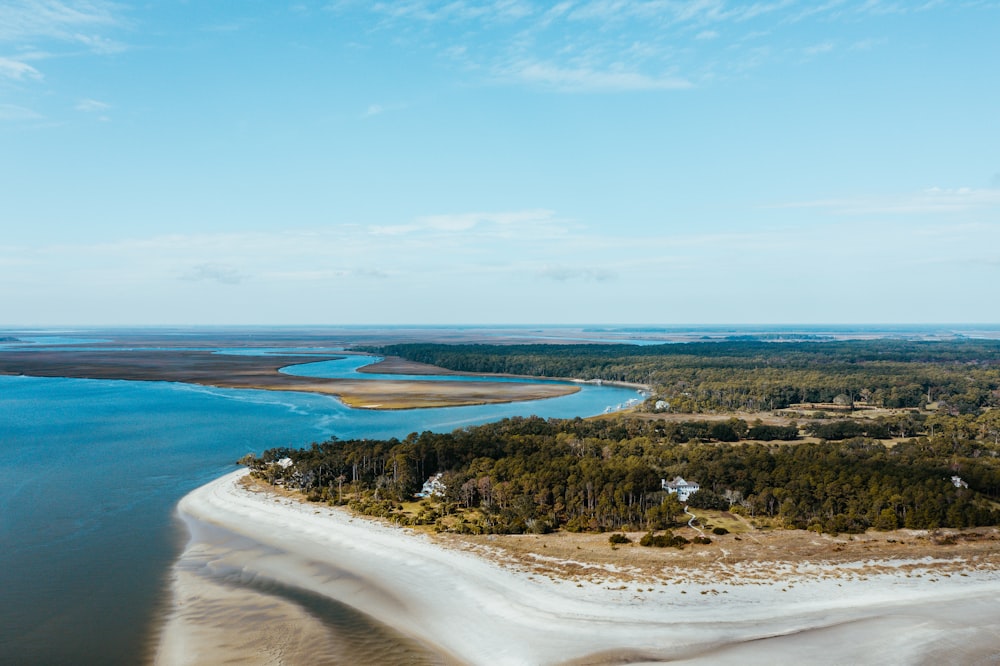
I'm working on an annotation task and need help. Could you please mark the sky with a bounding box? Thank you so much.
[1,0,998,326]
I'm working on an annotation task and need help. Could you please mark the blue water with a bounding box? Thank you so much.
[0,364,639,664]
[279,354,571,384]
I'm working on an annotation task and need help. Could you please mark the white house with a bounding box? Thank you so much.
[416,473,447,499]
[662,476,700,502]
[951,475,969,489]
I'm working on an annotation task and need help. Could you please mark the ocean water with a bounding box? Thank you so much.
[0,362,639,665]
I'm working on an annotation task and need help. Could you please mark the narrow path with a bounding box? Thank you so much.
[684,506,704,537]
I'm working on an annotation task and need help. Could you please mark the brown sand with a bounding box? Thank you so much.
[0,349,578,409]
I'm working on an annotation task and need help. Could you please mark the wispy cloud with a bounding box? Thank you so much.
[502,60,692,92]
[415,209,558,231]
[772,187,1000,215]
[370,209,562,235]
[0,0,123,44]
[361,101,410,118]
[331,0,980,93]
[803,41,835,56]
[0,0,126,93]
[182,263,244,285]
[71,32,126,54]
[75,98,110,112]
[0,103,42,121]
[366,0,535,23]
[8,202,1000,325]
[537,265,617,282]
[0,56,42,80]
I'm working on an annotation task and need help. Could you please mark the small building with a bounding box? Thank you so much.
[662,476,700,502]
[416,473,446,499]
[276,457,294,469]
[951,475,969,489]
[654,400,670,412]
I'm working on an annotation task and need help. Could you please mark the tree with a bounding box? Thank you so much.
[875,507,898,531]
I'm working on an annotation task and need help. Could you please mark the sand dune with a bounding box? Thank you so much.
[156,471,1000,665]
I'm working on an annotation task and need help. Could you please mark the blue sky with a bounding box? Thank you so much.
[1,0,998,326]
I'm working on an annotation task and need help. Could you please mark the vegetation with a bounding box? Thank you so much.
[639,530,689,548]
[240,340,1000,538]
[362,340,1000,414]
[242,410,1000,536]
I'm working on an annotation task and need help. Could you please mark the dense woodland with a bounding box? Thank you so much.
[243,411,1000,536]
[362,340,1000,414]
[244,340,1000,536]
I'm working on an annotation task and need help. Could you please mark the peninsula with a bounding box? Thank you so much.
[156,469,1000,665]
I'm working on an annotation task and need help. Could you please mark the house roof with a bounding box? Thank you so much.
[664,476,699,489]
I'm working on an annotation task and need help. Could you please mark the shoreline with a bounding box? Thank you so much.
[0,350,586,411]
[155,470,1000,665]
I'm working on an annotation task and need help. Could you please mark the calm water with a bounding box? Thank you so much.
[0,357,639,665]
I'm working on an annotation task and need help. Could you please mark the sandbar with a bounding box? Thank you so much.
[155,471,1000,665]
[0,350,579,410]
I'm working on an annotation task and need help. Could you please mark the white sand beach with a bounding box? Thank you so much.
[156,470,1000,665]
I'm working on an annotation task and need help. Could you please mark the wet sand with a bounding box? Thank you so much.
[156,471,1000,665]
[0,350,579,409]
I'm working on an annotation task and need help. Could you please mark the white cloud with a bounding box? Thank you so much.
[9,206,1000,324]
[537,265,617,282]
[367,0,536,23]
[75,98,110,112]
[71,32,126,54]
[0,0,125,94]
[0,56,42,80]
[182,263,244,285]
[361,101,410,118]
[260,267,390,281]
[263,269,351,281]
[415,209,558,231]
[773,187,1000,216]
[803,41,835,56]
[0,103,42,120]
[369,224,422,236]
[329,1,988,95]
[503,60,692,92]
[0,1,122,43]
[849,38,883,51]
[369,210,563,236]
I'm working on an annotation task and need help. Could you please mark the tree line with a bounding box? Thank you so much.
[360,340,1000,414]
[242,413,1000,535]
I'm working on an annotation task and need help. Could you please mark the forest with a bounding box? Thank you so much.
[361,339,1000,414]
[242,411,1000,536]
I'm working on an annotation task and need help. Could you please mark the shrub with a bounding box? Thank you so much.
[639,530,689,549]
[712,526,729,535]
[608,533,631,545]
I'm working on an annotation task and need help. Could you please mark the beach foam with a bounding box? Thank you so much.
[155,471,1000,665]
